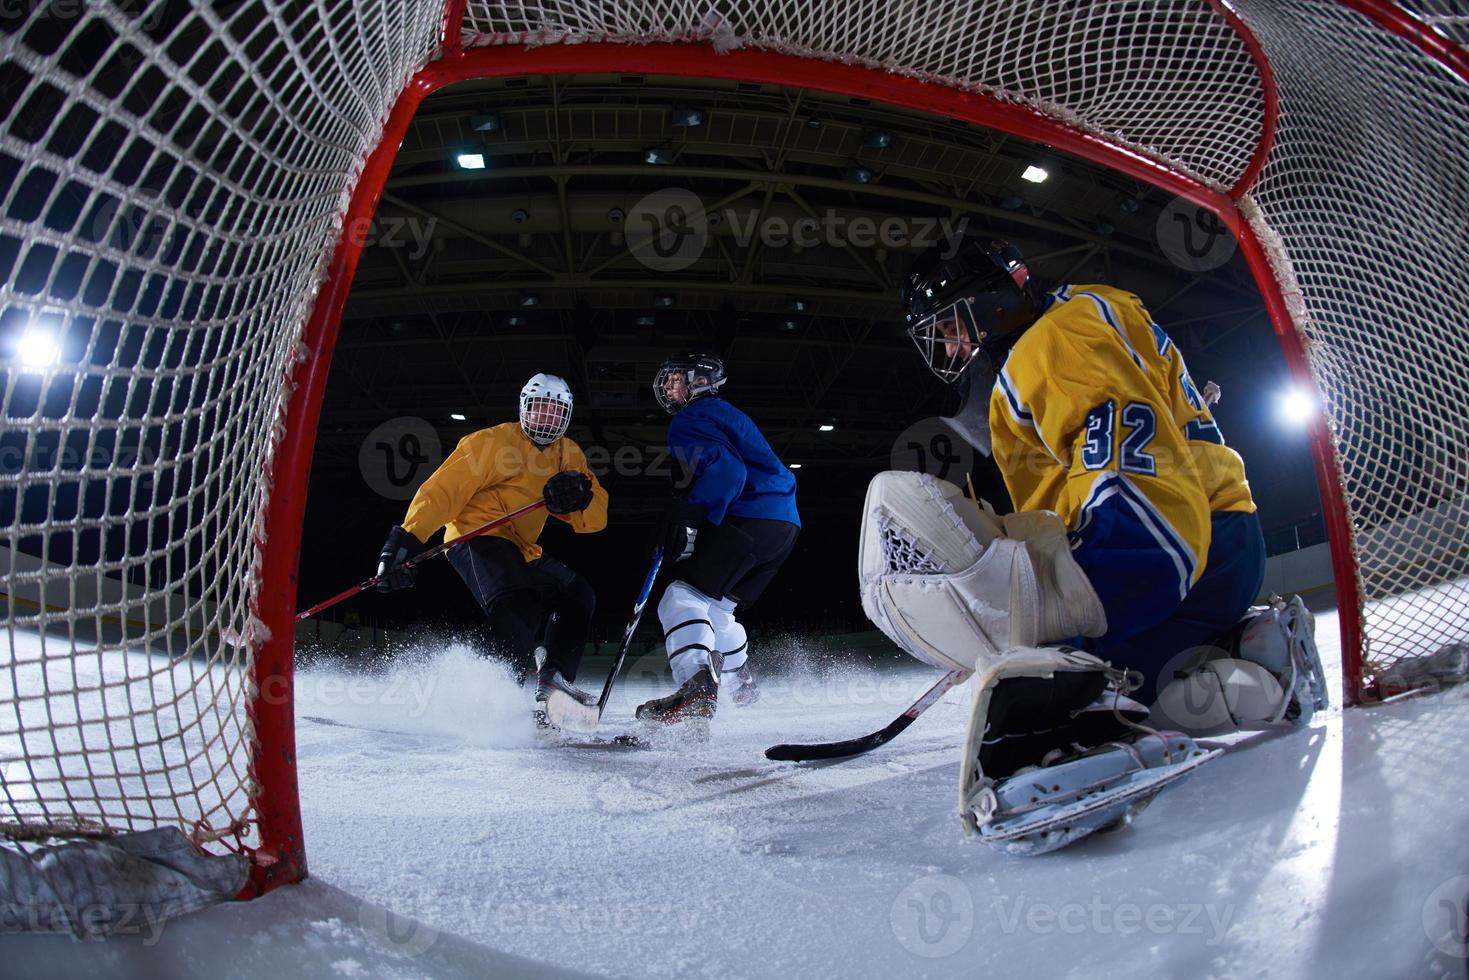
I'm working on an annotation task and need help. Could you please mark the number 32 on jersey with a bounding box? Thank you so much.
[1081,400,1157,475]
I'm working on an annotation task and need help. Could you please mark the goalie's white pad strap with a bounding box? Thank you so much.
[1000,511,1107,642]
[859,471,1106,672]
[957,646,1115,835]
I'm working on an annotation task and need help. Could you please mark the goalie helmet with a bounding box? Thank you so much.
[901,237,1045,384]
[519,373,573,445]
[653,352,727,414]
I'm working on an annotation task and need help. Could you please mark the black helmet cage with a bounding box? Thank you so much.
[902,239,1042,384]
[654,351,727,413]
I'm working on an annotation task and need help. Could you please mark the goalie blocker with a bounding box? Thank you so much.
[859,471,1327,853]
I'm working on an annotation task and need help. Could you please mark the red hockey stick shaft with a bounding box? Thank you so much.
[295,499,547,621]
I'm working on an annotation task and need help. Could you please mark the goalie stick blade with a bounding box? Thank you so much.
[764,669,971,763]
[545,689,603,733]
[764,716,914,762]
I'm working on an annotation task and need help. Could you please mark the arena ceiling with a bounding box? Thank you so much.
[312,71,1289,528]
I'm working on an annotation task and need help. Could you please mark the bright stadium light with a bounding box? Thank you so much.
[1021,164,1049,183]
[18,328,60,368]
[818,424,835,432]
[450,413,467,421]
[788,463,802,470]
[455,152,486,170]
[1278,386,1318,426]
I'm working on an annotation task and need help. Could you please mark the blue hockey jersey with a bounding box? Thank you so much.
[668,396,800,527]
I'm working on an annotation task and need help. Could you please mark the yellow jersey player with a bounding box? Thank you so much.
[375,373,609,731]
[852,236,1324,854]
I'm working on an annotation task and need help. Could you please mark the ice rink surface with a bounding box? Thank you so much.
[11,604,1469,980]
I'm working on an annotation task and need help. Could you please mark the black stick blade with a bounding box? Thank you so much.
[764,716,914,762]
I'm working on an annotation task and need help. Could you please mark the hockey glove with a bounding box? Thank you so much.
[544,470,594,514]
[376,525,426,592]
[659,499,706,562]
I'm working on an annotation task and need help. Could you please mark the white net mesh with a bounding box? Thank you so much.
[3,0,1465,863]
[462,0,1268,191]
[1235,0,1469,681]
[1,2,440,847]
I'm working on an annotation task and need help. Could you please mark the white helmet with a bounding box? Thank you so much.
[519,373,573,445]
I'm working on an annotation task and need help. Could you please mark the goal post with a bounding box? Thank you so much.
[3,0,1465,896]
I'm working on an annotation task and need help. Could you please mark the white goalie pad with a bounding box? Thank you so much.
[956,646,1119,834]
[858,471,1105,672]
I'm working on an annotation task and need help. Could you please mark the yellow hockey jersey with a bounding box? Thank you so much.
[989,284,1254,608]
[400,422,608,562]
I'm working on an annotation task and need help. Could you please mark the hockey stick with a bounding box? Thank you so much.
[764,668,971,762]
[546,546,664,733]
[295,499,547,621]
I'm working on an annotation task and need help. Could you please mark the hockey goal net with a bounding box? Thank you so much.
[2,1,1465,892]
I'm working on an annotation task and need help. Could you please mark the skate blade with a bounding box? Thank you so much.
[980,747,1219,854]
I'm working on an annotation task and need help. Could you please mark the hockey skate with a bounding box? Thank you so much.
[727,664,760,707]
[1155,594,1330,733]
[636,667,718,731]
[958,646,1219,856]
[972,731,1217,855]
[534,667,596,734]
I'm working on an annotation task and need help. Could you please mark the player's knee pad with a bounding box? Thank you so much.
[715,619,748,673]
[858,471,1105,673]
[659,580,717,681]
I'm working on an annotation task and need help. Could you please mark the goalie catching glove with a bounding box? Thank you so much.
[858,470,1106,673]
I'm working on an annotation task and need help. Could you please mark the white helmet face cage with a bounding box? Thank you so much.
[519,373,572,445]
[907,298,986,384]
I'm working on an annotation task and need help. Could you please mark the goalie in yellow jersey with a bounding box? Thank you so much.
[375,373,609,732]
[859,237,1326,854]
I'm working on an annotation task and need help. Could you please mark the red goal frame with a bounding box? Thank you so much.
[244,0,1467,896]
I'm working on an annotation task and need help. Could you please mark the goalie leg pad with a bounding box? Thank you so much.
[957,646,1217,854]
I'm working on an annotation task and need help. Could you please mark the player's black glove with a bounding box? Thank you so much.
[376,525,426,592]
[659,499,706,562]
[543,470,594,514]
